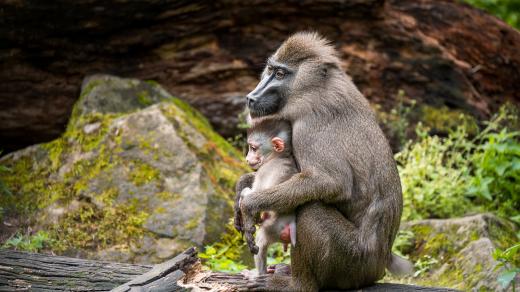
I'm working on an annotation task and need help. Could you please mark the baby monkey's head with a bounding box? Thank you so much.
[246,120,292,170]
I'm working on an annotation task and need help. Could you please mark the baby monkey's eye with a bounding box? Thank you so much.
[275,69,285,80]
[250,145,257,151]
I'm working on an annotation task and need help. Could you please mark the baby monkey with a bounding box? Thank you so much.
[240,120,297,275]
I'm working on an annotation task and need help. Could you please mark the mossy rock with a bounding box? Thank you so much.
[392,214,519,291]
[0,75,248,264]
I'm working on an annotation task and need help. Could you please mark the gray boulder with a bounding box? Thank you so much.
[0,75,247,264]
[394,214,519,291]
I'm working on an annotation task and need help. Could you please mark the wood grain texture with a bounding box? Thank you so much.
[0,250,151,291]
[0,248,459,291]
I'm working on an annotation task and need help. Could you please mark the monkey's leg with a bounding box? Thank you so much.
[243,211,259,254]
[234,172,255,232]
[254,229,269,275]
[244,206,324,292]
[298,202,385,289]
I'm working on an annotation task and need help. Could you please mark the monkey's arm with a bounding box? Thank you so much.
[241,121,353,216]
[234,172,256,232]
[241,167,342,216]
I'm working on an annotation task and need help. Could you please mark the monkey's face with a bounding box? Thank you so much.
[246,142,264,170]
[246,133,278,169]
[246,60,293,117]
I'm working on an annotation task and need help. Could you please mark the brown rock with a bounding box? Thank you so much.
[1,0,519,152]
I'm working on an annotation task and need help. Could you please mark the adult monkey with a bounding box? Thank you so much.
[234,32,404,291]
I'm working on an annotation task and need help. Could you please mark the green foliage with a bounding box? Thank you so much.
[397,105,520,221]
[0,159,12,196]
[199,221,291,272]
[375,90,416,150]
[266,243,291,267]
[396,123,474,220]
[2,230,54,252]
[0,154,12,221]
[199,220,247,273]
[226,110,251,154]
[463,0,520,29]
[493,243,520,290]
[392,230,415,258]
[468,108,520,218]
[413,255,439,277]
[420,105,478,136]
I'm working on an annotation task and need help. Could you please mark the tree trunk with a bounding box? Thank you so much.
[1,0,519,152]
[0,248,458,291]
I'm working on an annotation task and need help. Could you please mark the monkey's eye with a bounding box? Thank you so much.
[275,69,285,80]
[250,145,257,151]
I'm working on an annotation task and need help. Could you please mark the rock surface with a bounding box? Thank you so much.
[395,213,519,291]
[1,0,520,152]
[0,75,248,264]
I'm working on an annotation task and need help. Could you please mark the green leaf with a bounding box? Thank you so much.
[498,270,517,288]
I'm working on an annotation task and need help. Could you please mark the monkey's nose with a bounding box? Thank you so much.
[246,95,256,107]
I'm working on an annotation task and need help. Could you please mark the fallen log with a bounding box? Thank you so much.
[0,249,151,291]
[0,248,458,291]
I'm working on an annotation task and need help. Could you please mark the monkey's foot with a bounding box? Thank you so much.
[240,269,259,280]
[238,274,293,292]
[267,263,291,275]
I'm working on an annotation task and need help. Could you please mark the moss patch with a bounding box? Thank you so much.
[0,76,249,261]
[420,105,478,135]
[129,162,161,187]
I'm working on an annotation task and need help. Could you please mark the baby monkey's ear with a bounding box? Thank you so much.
[271,137,285,153]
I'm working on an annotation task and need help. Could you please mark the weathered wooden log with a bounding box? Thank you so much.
[0,247,458,291]
[112,247,197,292]
[0,249,152,291]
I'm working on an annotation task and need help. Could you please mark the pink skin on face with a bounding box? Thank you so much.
[246,143,263,170]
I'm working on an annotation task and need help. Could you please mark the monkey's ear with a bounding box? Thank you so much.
[320,62,338,77]
[271,137,285,152]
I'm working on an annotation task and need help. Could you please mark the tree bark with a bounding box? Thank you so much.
[0,249,151,291]
[1,0,519,152]
[0,248,458,291]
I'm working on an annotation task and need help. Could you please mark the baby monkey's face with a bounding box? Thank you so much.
[246,142,263,170]
[246,136,286,170]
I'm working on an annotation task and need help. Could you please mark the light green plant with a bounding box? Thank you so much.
[413,255,439,277]
[396,105,519,221]
[468,107,520,219]
[396,122,474,220]
[463,0,520,29]
[493,242,520,291]
[2,230,54,252]
[392,230,415,258]
[199,220,291,272]
[266,243,291,267]
[199,220,248,273]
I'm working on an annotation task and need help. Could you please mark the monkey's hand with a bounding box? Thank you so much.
[234,173,255,234]
[240,189,260,219]
[241,187,253,197]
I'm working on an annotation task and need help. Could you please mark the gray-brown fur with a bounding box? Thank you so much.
[235,32,404,291]
[240,119,298,275]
